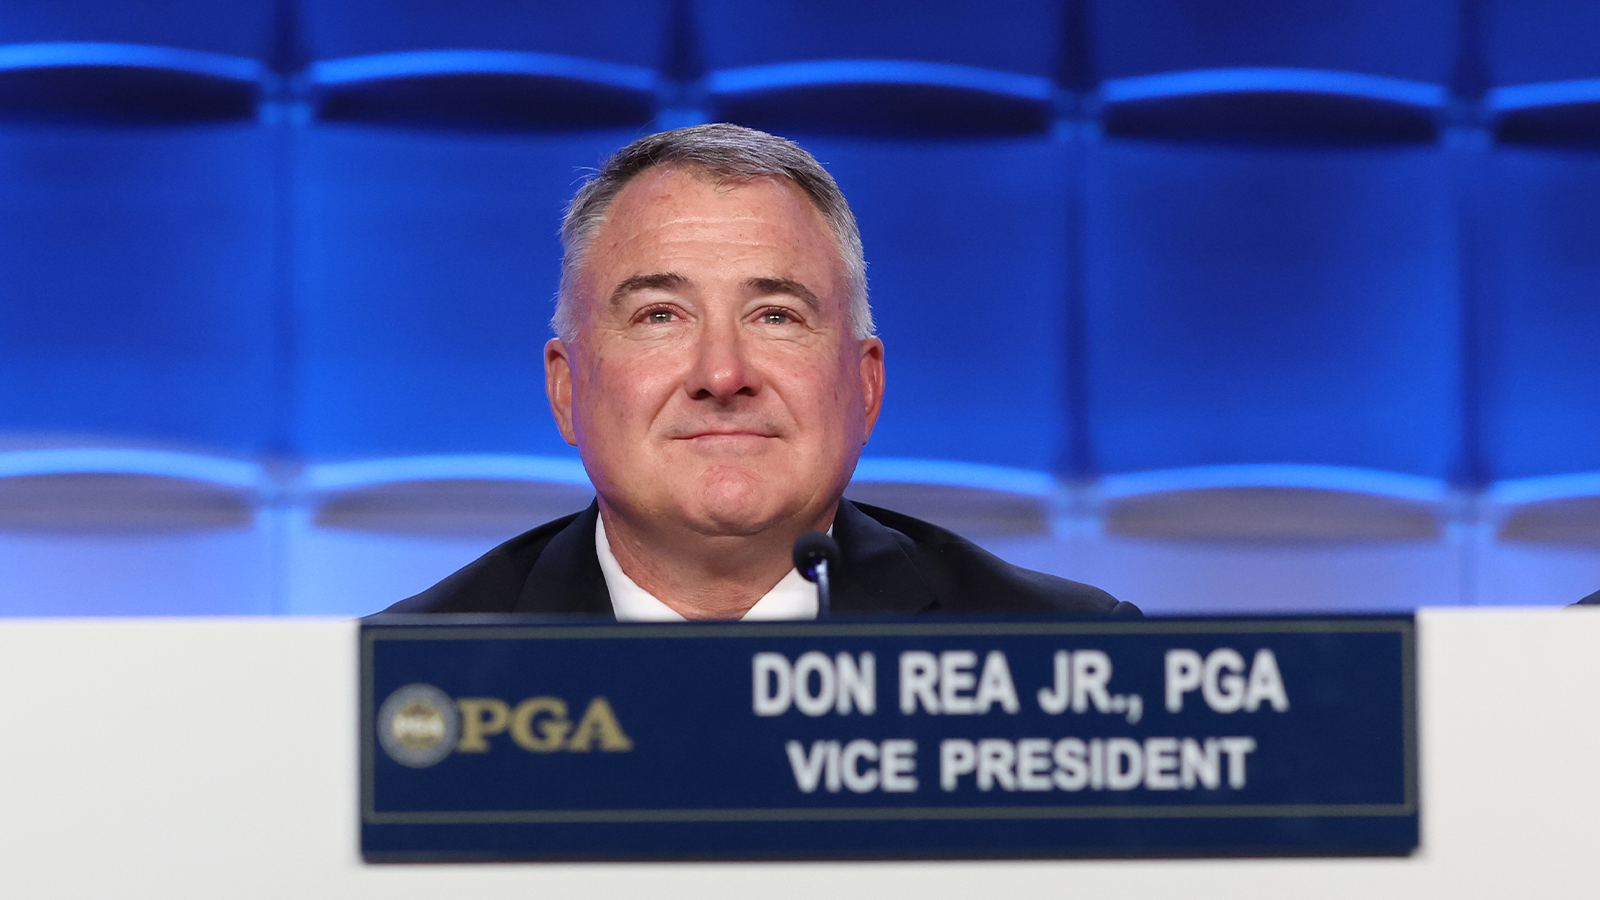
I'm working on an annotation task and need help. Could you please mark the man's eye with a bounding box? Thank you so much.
[760,310,792,325]
[643,309,675,324]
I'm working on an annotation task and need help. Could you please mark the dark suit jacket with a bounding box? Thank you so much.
[383,500,1140,618]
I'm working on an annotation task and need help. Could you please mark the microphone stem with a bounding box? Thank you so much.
[815,559,831,618]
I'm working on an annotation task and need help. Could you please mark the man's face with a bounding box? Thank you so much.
[546,167,884,539]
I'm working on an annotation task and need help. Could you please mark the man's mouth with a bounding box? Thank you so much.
[681,430,776,441]
[671,421,782,440]
[671,428,782,452]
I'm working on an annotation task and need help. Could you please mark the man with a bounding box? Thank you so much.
[385,124,1137,620]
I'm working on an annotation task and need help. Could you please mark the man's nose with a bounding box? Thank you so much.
[686,318,760,402]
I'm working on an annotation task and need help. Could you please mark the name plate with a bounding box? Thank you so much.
[360,615,1416,861]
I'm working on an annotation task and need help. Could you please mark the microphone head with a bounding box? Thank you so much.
[792,531,842,584]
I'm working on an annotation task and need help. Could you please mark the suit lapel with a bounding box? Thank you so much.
[830,500,938,615]
[513,501,615,616]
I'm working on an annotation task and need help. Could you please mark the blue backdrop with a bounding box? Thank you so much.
[2,1,1598,615]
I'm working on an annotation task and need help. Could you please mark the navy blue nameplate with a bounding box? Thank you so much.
[360,615,1416,861]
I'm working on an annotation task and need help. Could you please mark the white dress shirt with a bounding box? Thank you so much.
[595,514,821,621]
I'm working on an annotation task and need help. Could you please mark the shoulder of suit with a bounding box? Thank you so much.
[847,501,1139,617]
[377,511,583,614]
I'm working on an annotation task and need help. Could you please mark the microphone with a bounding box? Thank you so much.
[792,532,842,618]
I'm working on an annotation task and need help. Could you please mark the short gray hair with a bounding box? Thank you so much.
[553,123,873,341]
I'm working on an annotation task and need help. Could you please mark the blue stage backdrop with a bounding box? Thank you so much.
[1,2,1599,616]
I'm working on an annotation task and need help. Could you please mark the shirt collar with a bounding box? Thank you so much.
[594,514,820,621]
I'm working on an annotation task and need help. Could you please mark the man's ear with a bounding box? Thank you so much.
[858,336,885,443]
[545,338,579,447]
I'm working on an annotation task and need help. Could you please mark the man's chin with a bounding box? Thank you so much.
[681,484,811,538]
[639,467,836,538]
[682,501,789,538]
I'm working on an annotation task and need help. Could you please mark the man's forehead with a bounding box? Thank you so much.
[603,165,818,226]
[581,166,844,292]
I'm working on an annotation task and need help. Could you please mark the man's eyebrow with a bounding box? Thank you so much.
[746,277,820,315]
[608,272,687,307]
